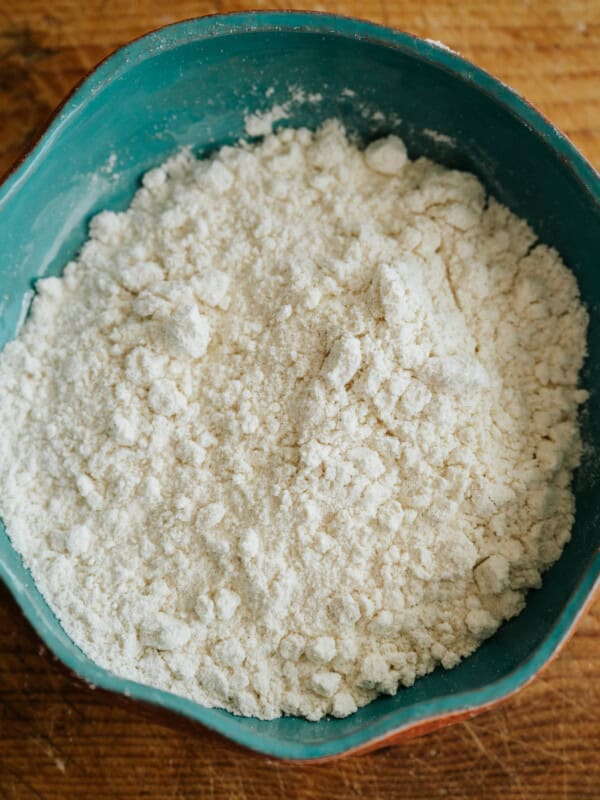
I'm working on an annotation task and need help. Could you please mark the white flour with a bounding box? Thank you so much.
[0,121,588,720]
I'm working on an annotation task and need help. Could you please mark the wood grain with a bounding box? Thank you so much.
[0,1,599,797]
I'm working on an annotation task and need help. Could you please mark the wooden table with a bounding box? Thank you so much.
[0,1,598,797]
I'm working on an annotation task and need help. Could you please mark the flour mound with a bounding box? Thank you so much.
[0,121,588,720]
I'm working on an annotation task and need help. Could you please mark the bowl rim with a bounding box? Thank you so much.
[0,10,599,762]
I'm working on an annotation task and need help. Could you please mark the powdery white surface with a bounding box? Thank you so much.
[244,104,289,137]
[244,88,322,138]
[423,128,456,146]
[0,121,588,721]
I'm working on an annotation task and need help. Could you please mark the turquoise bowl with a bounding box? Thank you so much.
[1,12,599,761]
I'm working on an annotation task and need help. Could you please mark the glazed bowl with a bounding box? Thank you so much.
[0,12,599,761]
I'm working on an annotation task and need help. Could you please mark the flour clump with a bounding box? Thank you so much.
[0,121,588,720]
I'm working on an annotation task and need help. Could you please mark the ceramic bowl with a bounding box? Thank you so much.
[0,12,599,761]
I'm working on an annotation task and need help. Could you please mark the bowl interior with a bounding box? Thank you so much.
[0,15,599,759]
